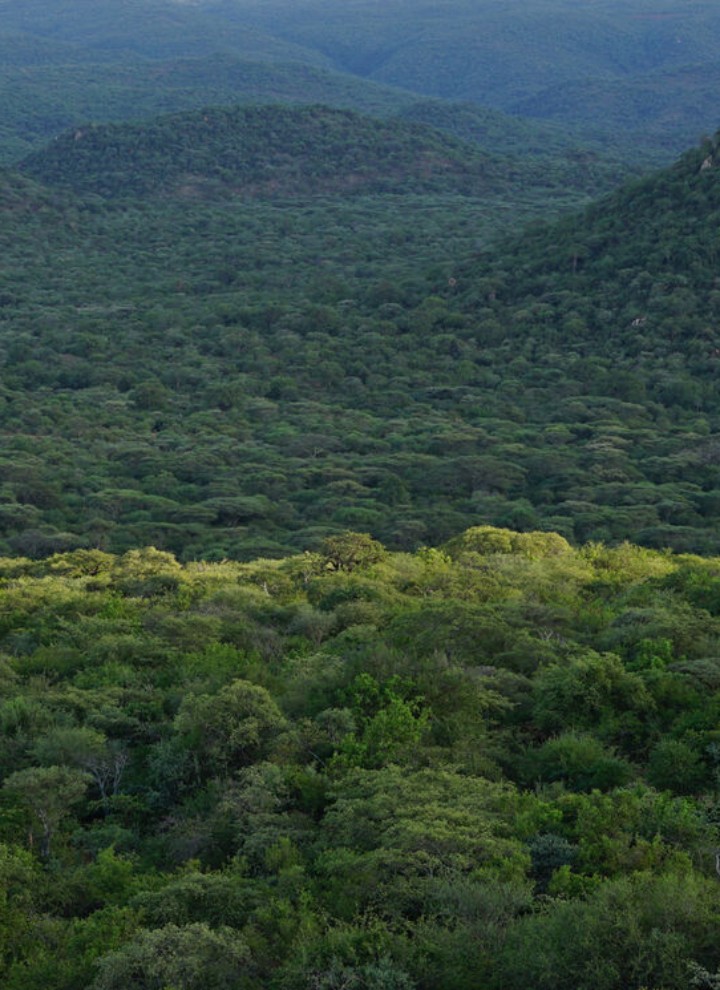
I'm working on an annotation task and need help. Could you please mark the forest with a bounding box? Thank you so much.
[0,108,715,560]
[4,528,720,990]
[2,2,720,988]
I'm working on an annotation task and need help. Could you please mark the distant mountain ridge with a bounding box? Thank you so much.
[0,53,418,165]
[0,0,719,163]
[203,0,720,151]
[0,0,328,63]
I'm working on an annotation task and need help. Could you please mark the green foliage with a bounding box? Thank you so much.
[19,105,507,200]
[321,533,387,573]
[528,832,577,893]
[445,525,573,560]
[281,954,416,990]
[0,134,613,561]
[2,110,720,561]
[0,0,715,168]
[531,650,653,741]
[174,679,286,777]
[0,536,719,985]
[91,922,251,990]
[529,733,635,792]
[646,740,709,796]
[495,869,720,990]
[334,674,430,769]
[2,766,91,859]
[3,5,720,987]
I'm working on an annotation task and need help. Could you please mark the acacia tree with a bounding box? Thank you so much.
[92,922,250,990]
[33,727,128,814]
[2,765,90,859]
[321,532,386,572]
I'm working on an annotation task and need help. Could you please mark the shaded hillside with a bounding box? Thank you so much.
[0,53,641,186]
[0,170,64,213]
[0,55,644,201]
[395,100,647,192]
[463,133,720,357]
[397,100,597,158]
[19,105,510,199]
[511,60,720,152]
[0,0,328,64]
[1,126,720,558]
[433,134,720,551]
[1,0,720,158]
[0,136,602,561]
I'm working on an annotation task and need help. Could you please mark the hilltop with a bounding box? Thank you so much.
[18,105,508,199]
[0,52,419,166]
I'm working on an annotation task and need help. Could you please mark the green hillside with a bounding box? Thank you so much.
[3,9,720,989]
[0,52,423,166]
[17,105,508,199]
[0,103,615,561]
[214,0,720,151]
[0,55,640,176]
[459,133,720,367]
[394,99,651,180]
[0,114,717,560]
[0,0,329,63]
[511,59,720,151]
[445,134,720,550]
[17,102,635,204]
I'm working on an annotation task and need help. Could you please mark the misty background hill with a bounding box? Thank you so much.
[1,0,720,165]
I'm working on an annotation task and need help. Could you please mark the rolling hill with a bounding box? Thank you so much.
[17,105,509,199]
[4,9,720,990]
[0,111,718,558]
[0,0,719,165]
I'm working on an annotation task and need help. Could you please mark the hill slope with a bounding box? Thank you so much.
[0,0,328,63]
[2,120,720,559]
[441,134,720,550]
[0,55,642,184]
[17,105,509,199]
[0,54,419,165]
[4,532,720,990]
[463,133,720,358]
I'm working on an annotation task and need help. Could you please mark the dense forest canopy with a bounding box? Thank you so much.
[17,105,513,199]
[0,109,715,560]
[2,530,720,989]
